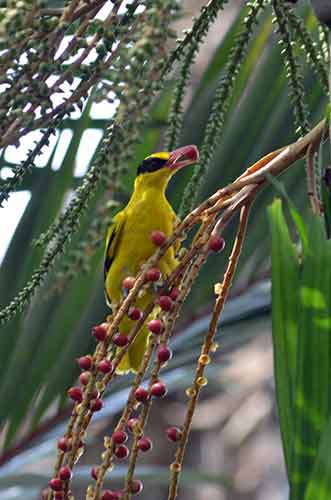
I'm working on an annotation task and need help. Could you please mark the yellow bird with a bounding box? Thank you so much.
[104,145,199,373]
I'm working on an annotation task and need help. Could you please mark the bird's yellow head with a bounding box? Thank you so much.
[135,145,199,190]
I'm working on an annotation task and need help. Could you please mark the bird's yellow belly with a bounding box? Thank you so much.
[106,202,177,306]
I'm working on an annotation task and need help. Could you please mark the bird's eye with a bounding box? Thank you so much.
[137,157,167,175]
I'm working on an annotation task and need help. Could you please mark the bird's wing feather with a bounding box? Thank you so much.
[104,210,126,296]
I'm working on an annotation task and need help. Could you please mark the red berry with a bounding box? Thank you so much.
[92,324,107,341]
[49,478,63,491]
[57,437,70,452]
[130,479,143,495]
[79,371,91,385]
[135,387,149,402]
[166,426,182,442]
[151,381,167,398]
[169,287,180,301]
[158,295,173,311]
[128,307,142,321]
[208,234,225,253]
[150,230,166,246]
[127,418,139,432]
[77,355,92,371]
[113,333,129,347]
[54,493,64,500]
[91,467,98,480]
[101,491,121,500]
[148,319,163,335]
[59,466,72,481]
[90,398,103,412]
[157,346,172,363]
[122,276,135,290]
[138,437,152,452]
[97,359,113,374]
[146,267,161,282]
[114,444,129,460]
[112,430,128,444]
[68,386,83,403]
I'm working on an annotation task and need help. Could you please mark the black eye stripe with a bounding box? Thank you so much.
[137,157,167,175]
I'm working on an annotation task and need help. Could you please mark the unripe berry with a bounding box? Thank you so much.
[130,479,143,495]
[148,319,163,335]
[146,267,161,282]
[135,387,149,402]
[128,307,142,321]
[79,371,91,385]
[150,230,166,246]
[59,466,72,481]
[122,276,135,290]
[166,426,182,442]
[114,444,129,459]
[151,381,167,398]
[137,437,152,452]
[157,346,172,363]
[92,324,107,341]
[158,295,173,311]
[112,430,128,444]
[68,386,83,402]
[208,234,225,253]
[97,359,112,374]
[49,478,63,491]
[101,491,121,500]
[113,333,129,347]
[77,355,92,371]
[90,398,103,412]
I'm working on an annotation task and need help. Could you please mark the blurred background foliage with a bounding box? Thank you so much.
[0,0,330,499]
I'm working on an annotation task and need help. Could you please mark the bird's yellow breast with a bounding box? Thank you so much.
[105,187,178,306]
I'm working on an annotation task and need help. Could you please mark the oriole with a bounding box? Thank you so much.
[104,145,199,373]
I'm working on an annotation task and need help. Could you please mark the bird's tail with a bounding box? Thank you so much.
[114,293,156,374]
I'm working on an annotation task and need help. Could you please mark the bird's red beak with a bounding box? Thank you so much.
[166,145,199,171]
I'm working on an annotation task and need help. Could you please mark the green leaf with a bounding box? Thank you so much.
[269,200,331,499]
[291,216,331,500]
[265,172,309,254]
[305,419,331,500]
[268,198,300,478]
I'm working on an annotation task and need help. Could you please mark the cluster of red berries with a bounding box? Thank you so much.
[151,228,225,253]
[67,355,105,412]
[97,478,143,499]
[134,379,167,402]
[90,321,131,353]
[50,229,222,499]
[90,428,144,497]
[48,466,72,496]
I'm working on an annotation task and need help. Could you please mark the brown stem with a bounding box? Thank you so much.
[167,202,252,500]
